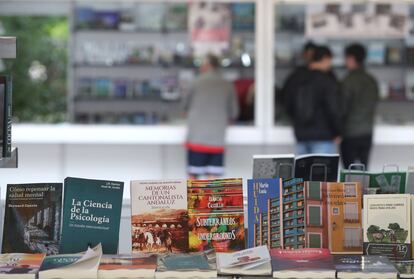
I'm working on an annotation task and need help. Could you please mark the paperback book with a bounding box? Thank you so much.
[98,254,157,279]
[130,179,189,253]
[0,253,45,279]
[60,177,124,254]
[39,244,102,279]
[363,194,411,260]
[271,248,336,278]
[335,255,398,279]
[394,260,414,278]
[294,154,340,182]
[188,179,245,252]
[155,250,217,279]
[217,245,272,276]
[2,183,63,255]
[252,154,295,179]
[247,178,281,248]
[0,75,12,158]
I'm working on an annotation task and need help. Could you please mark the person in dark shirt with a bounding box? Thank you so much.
[285,46,343,155]
[341,44,379,169]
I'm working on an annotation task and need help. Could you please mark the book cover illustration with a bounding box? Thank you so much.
[130,180,188,253]
[334,255,397,275]
[217,245,270,270]
[363,194,411,260]
[252,154,294,179]
[2,183,63,255]
[99,254,157,270]
[160,253,210,270]
[394,260,414,278]
[0,253,45,275]
[247,178,281,248]
[60,177,124,254]
[271,248,335,272]
[232,3,255,31]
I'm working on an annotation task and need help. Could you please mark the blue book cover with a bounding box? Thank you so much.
[247,178,280,248]
[59,177,124,254]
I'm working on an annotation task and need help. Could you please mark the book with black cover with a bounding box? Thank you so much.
[294,154,340,182]
[335,255,398,279]
[0,75,12,158]
[271,248,336,278]
[2,183,63,255]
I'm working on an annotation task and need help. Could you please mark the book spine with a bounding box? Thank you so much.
[3,75,12,158]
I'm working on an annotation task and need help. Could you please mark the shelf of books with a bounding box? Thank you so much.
[1,154,414,278]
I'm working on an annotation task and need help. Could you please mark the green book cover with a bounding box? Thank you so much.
[59,177,124,254]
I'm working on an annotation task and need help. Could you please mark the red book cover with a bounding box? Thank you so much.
[271,248,335,272]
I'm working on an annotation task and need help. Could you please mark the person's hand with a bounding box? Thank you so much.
[334,136,342,145]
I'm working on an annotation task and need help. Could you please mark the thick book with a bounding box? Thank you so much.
[155,250,217,279]
[2,183,63,255]
[98,254,157,279]
[363,194,412,260]
[130,179,188,253]
[252,154,294,179]
[335,255,398,279]
[394,260,414,278]
[39,244,102,279]
[247,178,281,248]
[271,248,336,278]
[188,178,245,252]
[0,253,45,279]
[294,154,340,182]
[60,177,124,254]
[217,245,272,276]
[0,75,12,158]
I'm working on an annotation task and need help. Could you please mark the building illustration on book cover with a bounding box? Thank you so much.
[363,194,412,260]
[188,179,245,252]
[248,178,362,252]
[2,183,63,255]
[130,180,189,253]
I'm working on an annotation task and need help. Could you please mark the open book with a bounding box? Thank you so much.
[39,244,102,279]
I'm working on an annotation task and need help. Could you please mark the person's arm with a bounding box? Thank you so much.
[228,83,240,122]
[323,79,343,139]
[341,77,354,124]
[182,83,195,114]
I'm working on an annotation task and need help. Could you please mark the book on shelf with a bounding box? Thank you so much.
[335,255,398,279]
[367,42,386,65]
[216,245,272,276]
[270,248,336,279]
[247,178,281,249]
[187,178,245,252]
[393,260,414,278]
[0,253,45,279]
[232,3,255,31]
[294,153,340,182]
[0,75,12,158]
[2,183,63,255]
[252,154,295,179]
[363,194,412,260]
[59,177,124,254]
[130,179,189,253]
[155,250,217,279]
[39,244,102,279]
[340,168,406,194]
[98,254,157,279]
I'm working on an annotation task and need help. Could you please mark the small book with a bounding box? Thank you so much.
[0,75,12,158]
[155,250,217,279]
[335,255,398,279]
[0,253,45,279]
[294,153,340,182]
[39,244,102,279]
[393,260,414,278]
[217,245,271,276]
[2,183,63,255]
[98,254,157,279]
[252,154,295,179]
[60,177,124,254]
[271,248,336,279]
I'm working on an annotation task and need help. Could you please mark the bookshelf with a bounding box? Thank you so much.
[69,1,256,125]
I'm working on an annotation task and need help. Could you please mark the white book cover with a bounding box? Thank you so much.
[364,194,411,260]
[130,180,188,253]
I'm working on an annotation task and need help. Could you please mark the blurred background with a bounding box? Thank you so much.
[0,0,413,202]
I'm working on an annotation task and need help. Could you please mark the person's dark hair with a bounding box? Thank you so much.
[206,54,220,69]
[311,46,333,62]
[303,41,317,52]
[345,43,366,65]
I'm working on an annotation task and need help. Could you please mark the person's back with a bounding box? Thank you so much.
[187,71,238,146]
